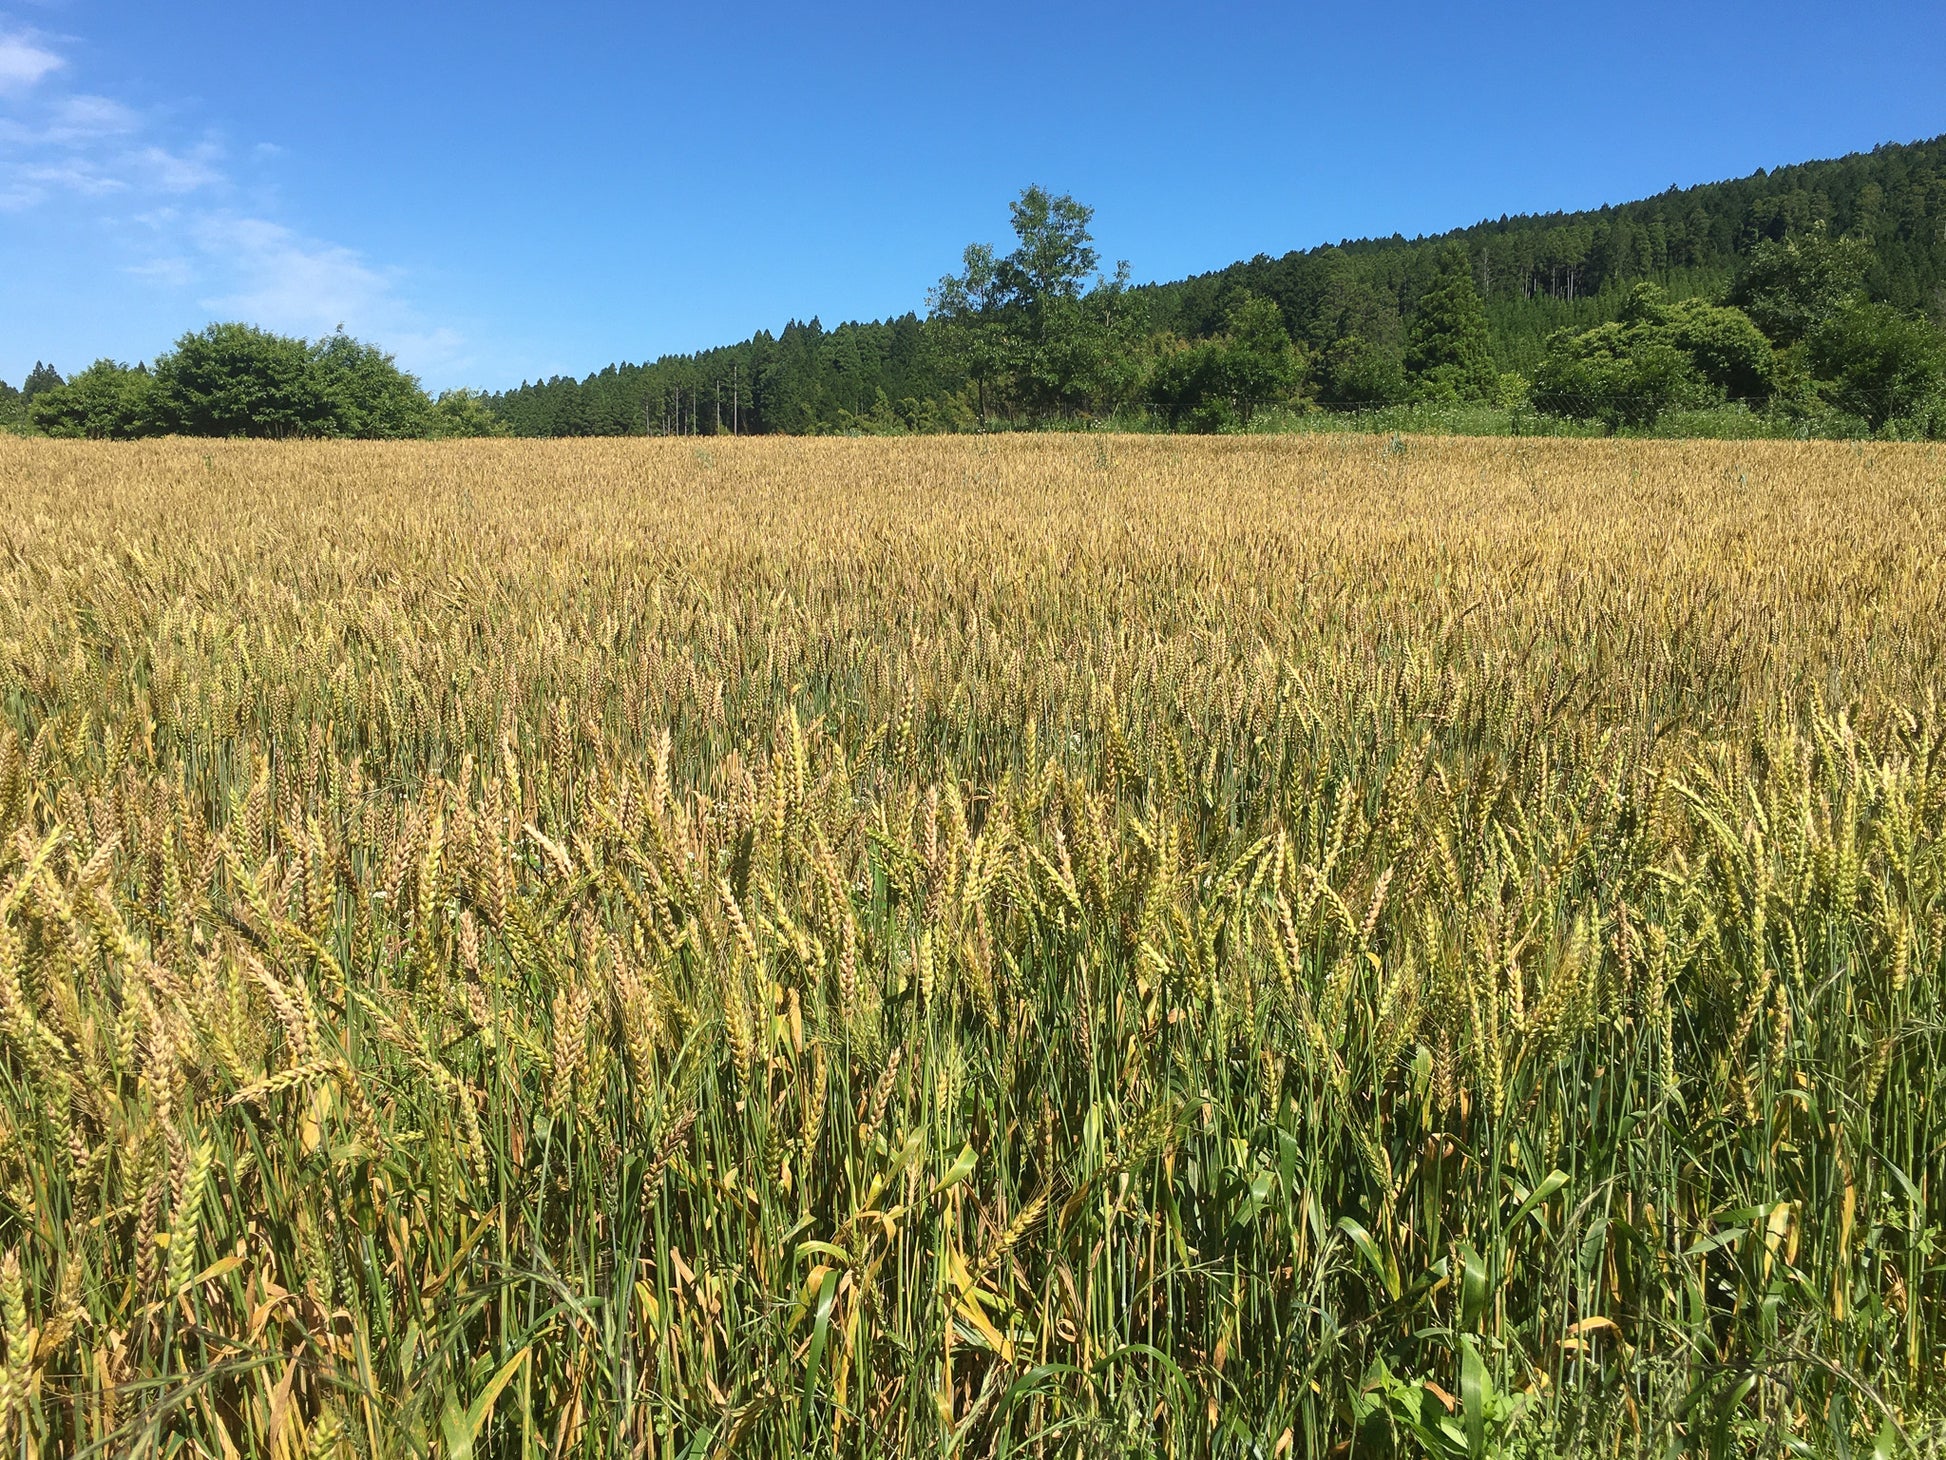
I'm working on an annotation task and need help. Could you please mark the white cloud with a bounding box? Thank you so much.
[39,92,137,141]
[0,21,469,380]
[124,253,193,287]
[17,157,121,194]
[0,69,206,206]
[0,31,61,91]
[194,215,394,335]
[180,213,472,377]
[132,142,223,193]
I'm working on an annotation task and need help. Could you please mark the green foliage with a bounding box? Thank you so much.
[1351,1355,1533,1460]
[930,187,1147,422]
[1804,299,1946,433]
[1145,342,1232,431]
[1633,285,1778,399]
[1531,251,1946,437]
[21,361,63,400]
[307,328,437,438]
[153,323,444,439]
[26,359,158,439]
[830,386,979,435]
[1,363,64,434]
[1159,137,1946,376]
[1530,285,1782,429]
[1727,223,1872,345]
[928,244,1009,420]
[489,315,953,438]
[1530,327,1713,429]
[153,322,334,437]
[423,387,514,439]
[1145,292,1308,430]
[1489,371,1531,412]
[1322,334,1410,407]
[1405,247,1497,401]
[8,327,505,440]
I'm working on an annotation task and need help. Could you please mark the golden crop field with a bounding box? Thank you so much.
[0,434,1943,1457]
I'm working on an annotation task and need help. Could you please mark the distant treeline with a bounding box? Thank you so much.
[6,137,1943,441]
[482,135,1946,439]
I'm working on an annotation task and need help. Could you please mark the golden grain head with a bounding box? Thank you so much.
[0,433,1940,1454]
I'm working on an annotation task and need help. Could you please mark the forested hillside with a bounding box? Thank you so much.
[8,138,1941,440]
[483,135,1946,435]
[1149,135,1946,370]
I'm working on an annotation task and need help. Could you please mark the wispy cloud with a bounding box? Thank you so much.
[0,17,468,379]
[0,30,61,91]
[36,92,137,142]
[0,53,216,210]
[125,253,194,287]
[171,215,467,376]
[190,214,398,341]
[133,142,225,193]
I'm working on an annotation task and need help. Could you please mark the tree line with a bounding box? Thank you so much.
[6,136,1943,440]
[1,324,506,440]
[484,135,1946,439]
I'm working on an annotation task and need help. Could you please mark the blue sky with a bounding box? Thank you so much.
[2,1,1941,392]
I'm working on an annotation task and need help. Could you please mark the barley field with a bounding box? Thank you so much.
[0,435,1943,1457]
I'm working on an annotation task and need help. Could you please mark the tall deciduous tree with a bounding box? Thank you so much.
[153,323,335,438]
[931,187,1145,423]
[309,329,434,438]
